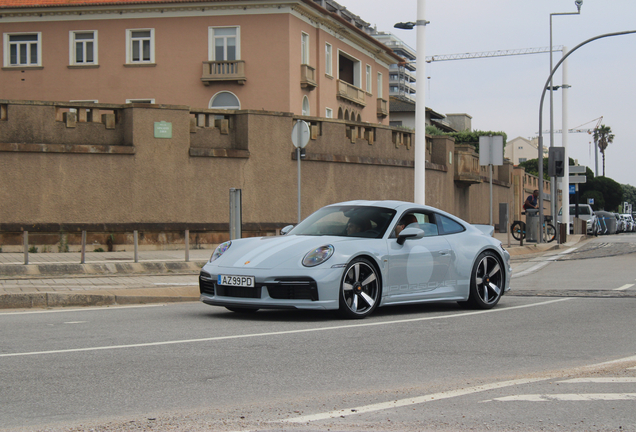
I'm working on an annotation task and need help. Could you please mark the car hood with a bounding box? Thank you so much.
[211,235,356,270]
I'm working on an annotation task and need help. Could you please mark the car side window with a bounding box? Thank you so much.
[392,211,439,237]
[438,214,465,235]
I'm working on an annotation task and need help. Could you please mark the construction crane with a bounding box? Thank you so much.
[424,46,564,63]
[537,116,603,134]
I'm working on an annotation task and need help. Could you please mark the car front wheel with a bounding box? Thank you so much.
[466,251,504,309]
[338,258,380,319]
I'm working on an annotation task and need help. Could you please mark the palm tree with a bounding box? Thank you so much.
[593,124,614,177]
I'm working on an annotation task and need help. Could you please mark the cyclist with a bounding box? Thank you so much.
[523,189,539,210]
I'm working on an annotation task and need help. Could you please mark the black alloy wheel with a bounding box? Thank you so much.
[338,258,380,319]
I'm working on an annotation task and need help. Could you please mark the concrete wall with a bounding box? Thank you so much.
[0,100,518,249]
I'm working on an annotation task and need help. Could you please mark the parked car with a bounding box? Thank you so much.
[558,204,597,235]
[199,200,512,319]
[614,213,625,233]
[620,214,635,232]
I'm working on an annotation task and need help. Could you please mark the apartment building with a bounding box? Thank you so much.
[0,0,401,123]
[505,136,548,165]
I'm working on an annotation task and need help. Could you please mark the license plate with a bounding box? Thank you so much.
[217,274,255,288]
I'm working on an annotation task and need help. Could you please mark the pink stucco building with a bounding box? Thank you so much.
[0,0,401,123]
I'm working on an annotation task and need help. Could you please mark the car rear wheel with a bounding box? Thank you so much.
[466,251,504,309]
[338,258,380,319]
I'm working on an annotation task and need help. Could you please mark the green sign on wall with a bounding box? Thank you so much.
[154,121,172,139]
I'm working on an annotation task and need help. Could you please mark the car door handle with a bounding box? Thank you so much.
[438,250,451,256]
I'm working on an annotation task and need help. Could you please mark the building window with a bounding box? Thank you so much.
[519,158,527,163]
[366,65,372,92]
[518,146,524,150]
[338,50,361,88]
[377,72,383,98]
[210,27,239,61]
[126,99,155,104]
[70,31,97,65]
[301,32,309,65]
[325,107,333,118]
[4,33,41,67]
[302,96,310,116]
[209,91,240,109]
[325,43,332,76]
[126,29,154,64]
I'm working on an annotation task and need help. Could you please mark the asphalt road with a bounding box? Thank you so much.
[1,234,635,432]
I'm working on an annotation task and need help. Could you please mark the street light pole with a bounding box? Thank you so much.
[542,0,582,243]
[414,0,427,205]
[538,29,636,242]
[394,0,429,205]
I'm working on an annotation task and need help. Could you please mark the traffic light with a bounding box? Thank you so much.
[548,147,565,177]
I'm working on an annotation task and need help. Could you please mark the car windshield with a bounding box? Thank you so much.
[288,205,396,238]
[569,205,591,215]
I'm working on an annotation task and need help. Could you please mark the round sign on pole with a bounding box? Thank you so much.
[291,120,310,149]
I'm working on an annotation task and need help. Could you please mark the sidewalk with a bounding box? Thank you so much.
[0,234,588,310]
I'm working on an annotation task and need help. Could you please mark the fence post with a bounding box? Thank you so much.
[134,230,139,263]
[81,231,86,264]
[23,231,29,265]
[185,229,190,262]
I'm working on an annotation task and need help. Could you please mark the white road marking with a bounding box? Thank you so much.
[559,378,636,383]
[282,378,548,423]
[614,284,635,291]
[0,304,166,316]
[63,321,87,325]
[492,394,636,402]
[513,261,551,278]
[0,298,570,358]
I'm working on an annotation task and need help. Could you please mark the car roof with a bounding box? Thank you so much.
[326,200,467,223]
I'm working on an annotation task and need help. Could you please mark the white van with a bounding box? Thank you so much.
[557,204,597,235]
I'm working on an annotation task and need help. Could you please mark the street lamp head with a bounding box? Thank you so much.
[394,21,416,30]
[575,0,583,12]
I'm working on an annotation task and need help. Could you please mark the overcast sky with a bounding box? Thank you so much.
[341,0,636,187]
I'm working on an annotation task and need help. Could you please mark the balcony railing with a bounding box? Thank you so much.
[337,80,366,107]
[377,98,388,117]
[300,64,317,89]
[201,60,246,85]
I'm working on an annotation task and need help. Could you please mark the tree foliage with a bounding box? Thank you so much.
[592,125,614,177]
[621,183,636,207]
[424,127,507,154]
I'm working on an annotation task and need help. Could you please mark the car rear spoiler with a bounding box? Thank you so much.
[472,224,494,237]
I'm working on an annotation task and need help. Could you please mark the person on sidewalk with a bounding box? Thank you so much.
[524,190,539,211]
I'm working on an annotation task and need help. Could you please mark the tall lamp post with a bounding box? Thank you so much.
[395,0,428,205]
[540,0,582,243]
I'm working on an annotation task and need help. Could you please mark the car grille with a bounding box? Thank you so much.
[199,273,318,301]
[199,271,216,296]
[216,285,261,298]
[266,277,318,301]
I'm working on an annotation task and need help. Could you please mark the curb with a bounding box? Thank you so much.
[0,261,206,278]
[0,286,200,310]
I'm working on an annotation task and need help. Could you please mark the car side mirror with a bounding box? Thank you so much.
[397,227,425,245]
[280,225,294,235]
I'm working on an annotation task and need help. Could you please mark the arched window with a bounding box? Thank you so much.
[302,96,310,116]
[337,107,344,119]
[356,113,361,122]
[344,109,349,121]
[209,91,240,109]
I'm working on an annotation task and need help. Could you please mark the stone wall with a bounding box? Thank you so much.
[0,100,518,250]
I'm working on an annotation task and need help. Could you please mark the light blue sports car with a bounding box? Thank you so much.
[199,200,512,319]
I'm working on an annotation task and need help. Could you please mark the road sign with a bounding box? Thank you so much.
[291,120,310,149]
[570,175,587,184]
[569,165,586,174]
[569,185,575,195]
[588,198,594,205]
[478,135,504,166]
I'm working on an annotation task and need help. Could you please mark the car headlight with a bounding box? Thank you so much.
[209,241,231,263]
[302,245,334,267]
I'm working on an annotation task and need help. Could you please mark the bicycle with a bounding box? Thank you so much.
[510,213,556,243]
